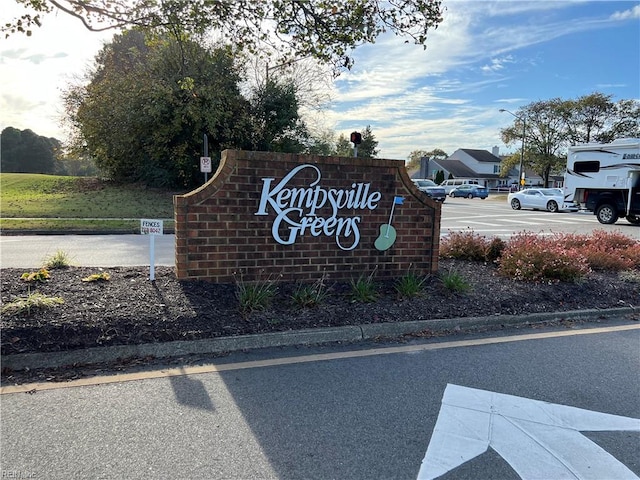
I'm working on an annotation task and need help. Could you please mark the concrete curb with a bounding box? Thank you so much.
[1,307,636,371]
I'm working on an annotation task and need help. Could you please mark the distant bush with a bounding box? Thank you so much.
[442,230,638,283]
[568,230,640,271]
[440,230,505,262]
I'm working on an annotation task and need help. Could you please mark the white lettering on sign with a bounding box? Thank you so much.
[255,164,381,250]
[140,219,164,235]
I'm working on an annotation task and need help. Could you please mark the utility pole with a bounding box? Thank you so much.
[500,109,527,190]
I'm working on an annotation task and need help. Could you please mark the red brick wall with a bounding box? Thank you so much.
[174,150,441,282]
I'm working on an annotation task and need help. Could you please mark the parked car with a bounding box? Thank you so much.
[508,188,577,213]
[449,184,489,199]
[439,178,480,194]
[412,179,446,202]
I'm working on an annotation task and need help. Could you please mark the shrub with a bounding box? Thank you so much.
[576,230,640,271]
[439,269,471,293]
[21,269,50,282]
[234,272,278,315]
[1,291,64,316]
[395,269,427,299]
[291,275,329,308]
[350,270,378,303]
[440,230,505,262]
[498,232,590,282]
[43,250,72,269]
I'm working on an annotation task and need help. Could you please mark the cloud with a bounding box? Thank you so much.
[0,48,29,61]
[610,4,640,20]
[481,56,514,73]
[320,1,640,159]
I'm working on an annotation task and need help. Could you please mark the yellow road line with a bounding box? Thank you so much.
[2,324,639,395]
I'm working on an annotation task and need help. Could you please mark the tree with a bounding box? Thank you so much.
[6,0,444,71]
[562,92,640,144]
[434,170,445,184]
[335,134,352,157]
[601,98,640,142]
[305,129,337,156]
[562,92,615,144]
[248,79,308,153]
[501,92,639,187]
[501,99,567,187]
[0,127,61,174]
[63,30,253,187]
[406,148,448,170]
[357,125,379,158]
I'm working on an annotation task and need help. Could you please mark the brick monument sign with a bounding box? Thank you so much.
[174,150,441,283]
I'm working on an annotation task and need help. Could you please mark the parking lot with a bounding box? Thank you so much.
[441,195,640,238]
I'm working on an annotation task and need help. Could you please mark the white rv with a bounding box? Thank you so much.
[564,138,640,224]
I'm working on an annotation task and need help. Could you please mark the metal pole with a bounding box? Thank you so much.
[519,120,526,190]
[499,109,526,190]
[203,133,209,183]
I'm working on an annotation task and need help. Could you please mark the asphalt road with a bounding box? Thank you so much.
[1,199,637,268]
[0,234,175,268]
[441,197,640,238]
[2,323,639,479]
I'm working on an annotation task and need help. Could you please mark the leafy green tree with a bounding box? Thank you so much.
[502,92,639,187]
[0,127,61,173]
[305,129,337,156]
[335,134,353,156]
[64,30,254,187]
[434,170,445,184]
[601,98,640,142]
[248,79,308,153]
[6,1,444,71]
[501,99,567,187]
[561,92,640,144]
[56,155,99,176]
[561,92,616,144]
[357,125,379,158]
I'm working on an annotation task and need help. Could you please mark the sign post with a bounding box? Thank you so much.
[140,219,164,280]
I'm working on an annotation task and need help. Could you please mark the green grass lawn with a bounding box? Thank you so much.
[0,173,181,232]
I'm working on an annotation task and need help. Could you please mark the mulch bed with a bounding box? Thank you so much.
[2,260,638,357]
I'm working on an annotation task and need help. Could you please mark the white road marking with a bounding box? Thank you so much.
[418,384,640,480]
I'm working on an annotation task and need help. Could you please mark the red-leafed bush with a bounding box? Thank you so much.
[497,232,591,282]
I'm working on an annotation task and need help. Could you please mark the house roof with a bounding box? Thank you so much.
[431,158,503,180]
[431,159,478,178]
[459,149,502,163]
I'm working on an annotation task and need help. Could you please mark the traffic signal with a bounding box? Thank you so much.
[350,131,362,145]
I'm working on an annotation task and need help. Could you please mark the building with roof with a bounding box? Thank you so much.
[415,146,544,189]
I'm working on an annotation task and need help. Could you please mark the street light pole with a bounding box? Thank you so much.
[500,109,526,190]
